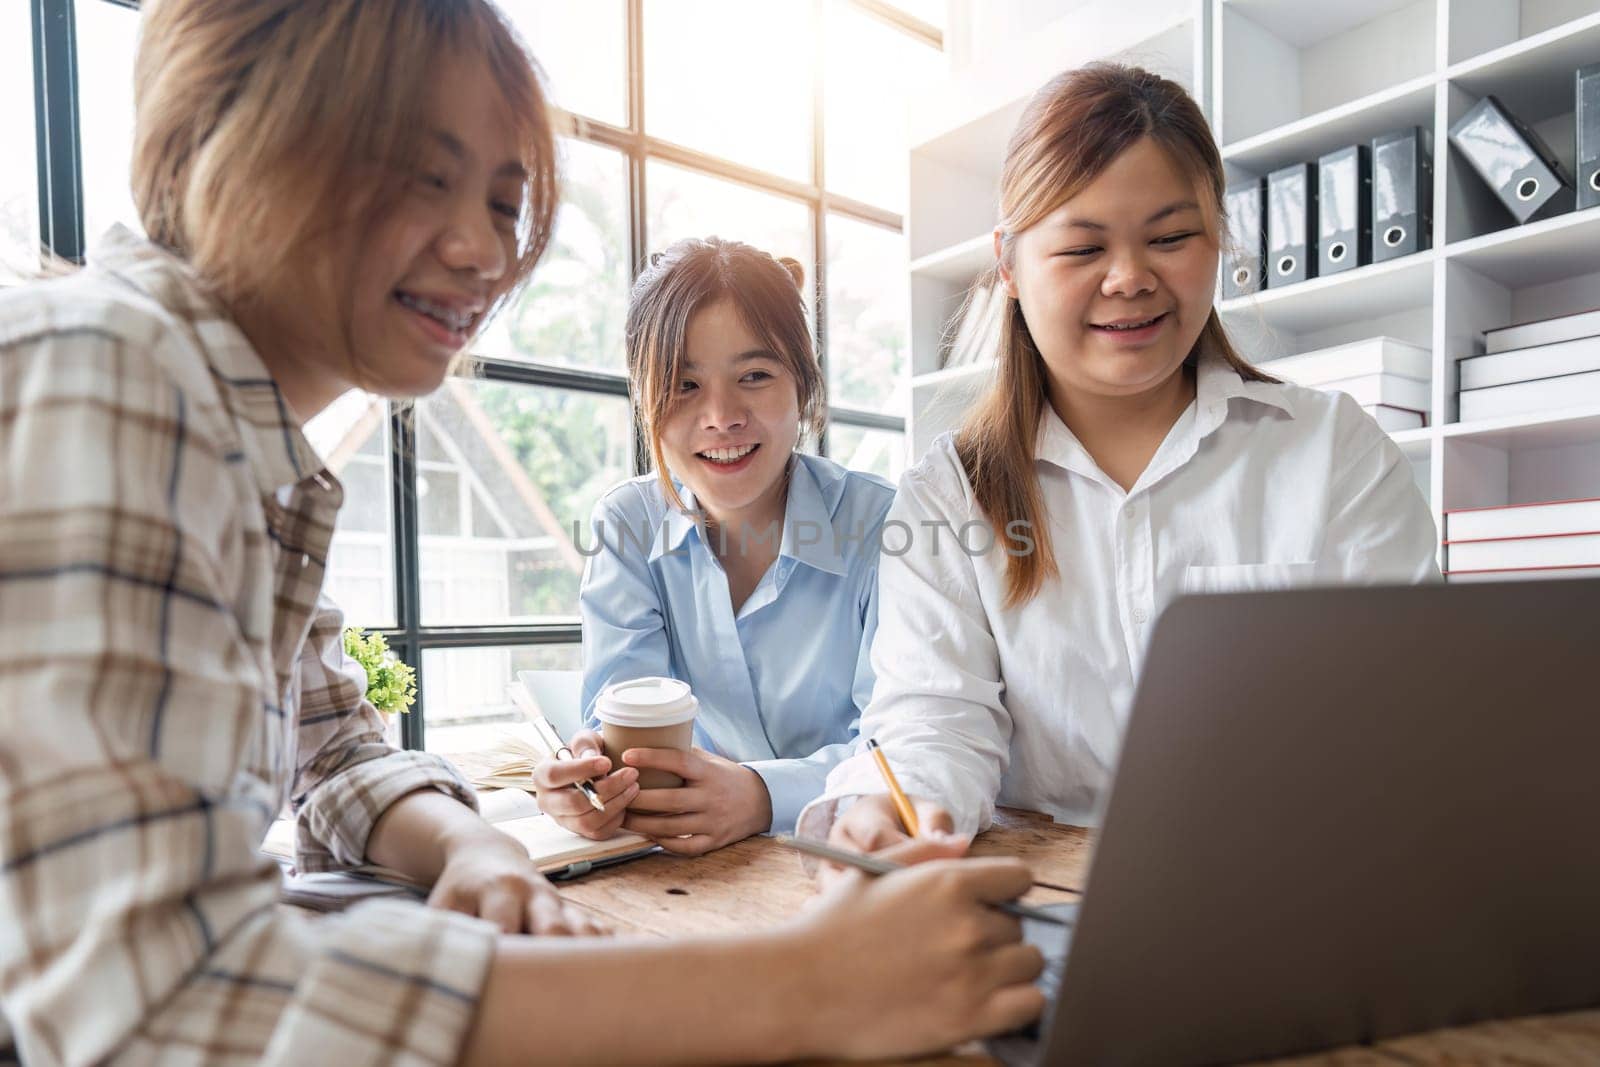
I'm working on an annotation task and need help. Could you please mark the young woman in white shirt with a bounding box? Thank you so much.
[0,1,1043,1062]
[807,63,1439,852]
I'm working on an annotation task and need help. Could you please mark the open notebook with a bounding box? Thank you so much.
[262,788,656,909]
[463,729,548,791]
[458,670,591,790]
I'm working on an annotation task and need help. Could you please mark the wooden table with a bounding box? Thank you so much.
[544,807,1600,1066]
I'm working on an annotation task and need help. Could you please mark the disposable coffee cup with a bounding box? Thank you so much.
[594,677,698,788]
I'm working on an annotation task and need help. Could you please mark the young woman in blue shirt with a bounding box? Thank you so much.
[533,238,894,853]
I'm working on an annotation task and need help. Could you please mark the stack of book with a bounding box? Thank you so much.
[1263,337,1431,431]
[1457,308,1600,422]
[1443,497,1600,582]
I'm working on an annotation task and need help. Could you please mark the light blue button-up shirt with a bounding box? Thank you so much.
[579,452,894,833]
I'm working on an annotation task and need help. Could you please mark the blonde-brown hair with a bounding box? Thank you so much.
[626,238,824,511]
[958,62,1275,608]
[132,0,558,357]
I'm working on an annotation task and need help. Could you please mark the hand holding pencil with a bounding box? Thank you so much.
[506,685,643,840]
[822,739,969,872]
[528,726,641,840]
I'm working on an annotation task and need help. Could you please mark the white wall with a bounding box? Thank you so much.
[946,0,1102,71]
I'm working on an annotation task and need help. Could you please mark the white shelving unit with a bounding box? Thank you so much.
[907,0,1600,577]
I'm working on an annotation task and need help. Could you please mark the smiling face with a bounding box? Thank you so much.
[658,297,802,524]
[999,136,1220,403]
[347,53,527,398]
[242,51,530,414]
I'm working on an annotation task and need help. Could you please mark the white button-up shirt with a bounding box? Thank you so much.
[801,355,1440,838]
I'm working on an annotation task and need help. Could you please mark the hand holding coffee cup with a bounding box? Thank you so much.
[592,677,699,788]
[621,746,775,856]
[532,729,640,840]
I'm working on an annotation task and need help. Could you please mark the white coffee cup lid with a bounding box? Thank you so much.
[594,677,698,728]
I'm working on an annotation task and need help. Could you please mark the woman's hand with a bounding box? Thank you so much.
[788,853,1047,1059]
[532,729,639,840]
[812,793,969,887]
[619,747,773,856]
[430,827,608,937]
[830,791,965,852]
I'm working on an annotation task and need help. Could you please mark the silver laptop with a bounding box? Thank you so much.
[992,578,1600,1065]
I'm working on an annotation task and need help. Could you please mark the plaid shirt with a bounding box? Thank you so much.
[0,228,495,1065]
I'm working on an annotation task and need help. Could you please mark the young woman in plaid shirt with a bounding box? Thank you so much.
[0,1,1043,1063]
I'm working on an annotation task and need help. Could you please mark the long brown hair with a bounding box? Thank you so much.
[132,0,558,361]
[958,62,1274,608]
[625,237,824,511]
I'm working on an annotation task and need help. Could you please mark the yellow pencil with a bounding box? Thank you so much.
[867,738,919,837]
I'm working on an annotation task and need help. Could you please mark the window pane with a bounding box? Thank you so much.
[824,1,942,212]
[643,0,814,181]
[495,1,627,126]
[829,423,907,483]
[417,379,632,625]
[423,643,582,755]
[647,160,814,299]
[76,0,141,243]
[825,213,909,413]
[1,5,37,276]
[478,139,629,372]
[305,391,397,629]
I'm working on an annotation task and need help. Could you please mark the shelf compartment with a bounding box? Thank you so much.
[1218,252,1435,336]
[1391,426,1435,457]
[1222,74,1437,175]
[1441,403,1600,450]
[1443,206,1600,288]
[909,234,996,285]
[1219,0,1438,145]
[1446,10,1600,97]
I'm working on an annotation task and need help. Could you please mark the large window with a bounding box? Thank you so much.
[497,2,628,127]
[75,0,141,242]
[25,0,941,750]
[1,5,39,274]
[642,0,817,182]
[646,160,816,301]
[481,139,631,373]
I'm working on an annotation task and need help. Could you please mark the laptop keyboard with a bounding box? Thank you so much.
[985,900,1080,1064]
[1025,901,1078,1001]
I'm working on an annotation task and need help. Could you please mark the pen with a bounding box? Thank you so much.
[774,835,1072,926]
[867,738,920,837]
[505,684,607,813]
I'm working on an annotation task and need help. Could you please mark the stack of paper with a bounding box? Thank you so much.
[1263,337,1431,430]
[1444,497,1600,582]
[1458,309,1600,422]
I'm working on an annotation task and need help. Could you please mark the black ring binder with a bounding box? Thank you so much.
[1580,64,1600,210]
[1449,95,1574,225]
[1223,178,1267,298]
[1267,162,1316,286]
[1371,127,1431,262]
[1318,144,1371,276]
